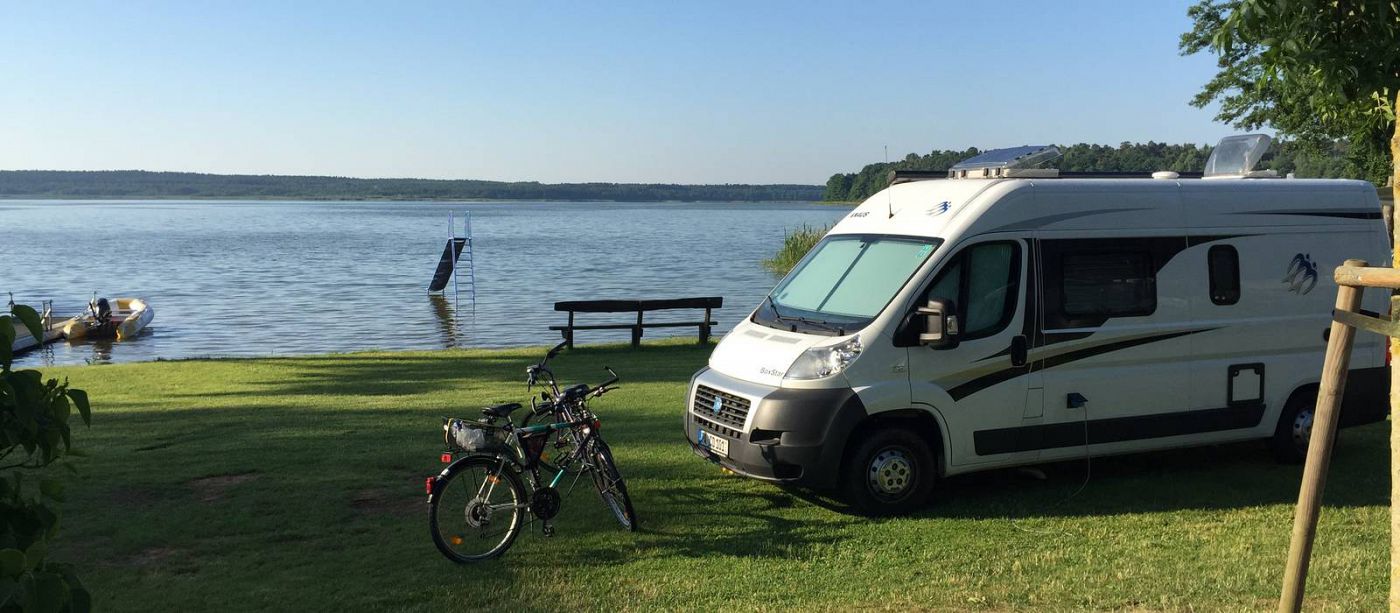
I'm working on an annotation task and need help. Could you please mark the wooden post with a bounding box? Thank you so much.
[564,311,575,348]
[632,310,643,348]
[700,307,713,344]
[1279,258,1367,612]
[1391,294,1400,613]
[1390,89,1400,613]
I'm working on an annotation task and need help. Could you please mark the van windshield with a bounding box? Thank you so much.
[754,234,941,335]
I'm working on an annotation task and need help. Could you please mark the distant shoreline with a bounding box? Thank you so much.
[0,196,831,204]
[0,169,825,202]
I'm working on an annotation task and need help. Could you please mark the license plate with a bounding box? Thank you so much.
[696,428,729,457]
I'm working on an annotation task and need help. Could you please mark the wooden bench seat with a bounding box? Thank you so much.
[551,297,723,348]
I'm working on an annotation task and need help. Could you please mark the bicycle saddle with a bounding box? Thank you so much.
[481,402,523,418]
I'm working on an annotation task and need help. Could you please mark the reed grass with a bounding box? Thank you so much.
[762,224,829,276]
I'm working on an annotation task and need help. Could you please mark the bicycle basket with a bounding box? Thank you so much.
[444,418,509,453]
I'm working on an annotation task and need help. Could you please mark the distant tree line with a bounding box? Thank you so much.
[823,140,1370,202]
[0,170,824,202]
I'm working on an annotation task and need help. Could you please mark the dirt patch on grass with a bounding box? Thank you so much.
[126,547,179,567]
[350,488,419,517]
[109,485,169,507]
[188,472,259,502]
[112,547,200,575]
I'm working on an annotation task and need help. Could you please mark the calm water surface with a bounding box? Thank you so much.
[2,200,845,366]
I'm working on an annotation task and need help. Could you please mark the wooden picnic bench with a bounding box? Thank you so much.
[550,297,723,348]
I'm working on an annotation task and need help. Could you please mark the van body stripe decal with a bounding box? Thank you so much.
[972,404,1265,455]
[1237,210,1382,220]
[947,328,1214,401]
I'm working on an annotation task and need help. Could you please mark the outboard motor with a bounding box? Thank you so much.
[94,298,112,324]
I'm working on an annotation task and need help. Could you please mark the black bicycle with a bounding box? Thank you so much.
[426,341,637,562]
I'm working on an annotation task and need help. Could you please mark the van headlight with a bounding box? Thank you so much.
[785,336,862,380]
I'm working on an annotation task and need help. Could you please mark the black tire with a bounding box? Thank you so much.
[840,427,937,517]
[1271,390,1318,464]
[429,456,528,562]
[589,440,638,531]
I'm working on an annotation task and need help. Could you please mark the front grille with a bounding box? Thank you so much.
[692,385,751,433]
[695,417,742,439]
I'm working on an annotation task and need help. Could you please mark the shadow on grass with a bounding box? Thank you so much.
[89,391,1389,525]
[921,426,1389,521]
[161,342,713,399]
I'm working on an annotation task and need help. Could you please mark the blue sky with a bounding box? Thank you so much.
[1,1,1229,184]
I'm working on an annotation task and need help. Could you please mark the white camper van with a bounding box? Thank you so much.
[684,136,1389,515]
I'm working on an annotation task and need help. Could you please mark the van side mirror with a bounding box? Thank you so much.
[917,298,959,349]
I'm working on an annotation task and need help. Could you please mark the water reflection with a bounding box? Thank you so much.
[428,294,463,348]
[85,337,116,364]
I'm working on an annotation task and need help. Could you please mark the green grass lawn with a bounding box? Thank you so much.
[43,340,1388,611]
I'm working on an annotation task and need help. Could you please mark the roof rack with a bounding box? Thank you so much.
[887,169,1205,186]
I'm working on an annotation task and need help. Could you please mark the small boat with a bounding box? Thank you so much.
[63,297,154,341]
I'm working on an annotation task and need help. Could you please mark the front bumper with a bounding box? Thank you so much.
[683,368,866,491]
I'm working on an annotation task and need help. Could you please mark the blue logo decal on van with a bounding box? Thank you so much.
[928,201,952,216]
[711,396,723,415]
[1283,253,1318,295]
[696,429,707,445]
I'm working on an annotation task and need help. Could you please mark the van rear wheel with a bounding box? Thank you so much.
[1271,391,1317,464]
[840,427,936,516]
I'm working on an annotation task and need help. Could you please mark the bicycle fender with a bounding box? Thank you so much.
[427,453,522,503]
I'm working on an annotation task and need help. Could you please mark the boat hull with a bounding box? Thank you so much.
[115,299,152,340]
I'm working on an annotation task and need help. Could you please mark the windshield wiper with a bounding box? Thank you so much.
[763,294,786,320]
[762,296,845,335]
[790,315,845,335]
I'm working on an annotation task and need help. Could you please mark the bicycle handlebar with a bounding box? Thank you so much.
[598,366,619,390]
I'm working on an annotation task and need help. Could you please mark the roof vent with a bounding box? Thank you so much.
[1152,171,1180,180]
[1204,134,1274,179]
[949,145,1061,179]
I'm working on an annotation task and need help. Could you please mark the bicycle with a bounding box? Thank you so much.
[426,341,638,562]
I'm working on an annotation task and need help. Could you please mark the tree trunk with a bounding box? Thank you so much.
[1390,89,1400,613]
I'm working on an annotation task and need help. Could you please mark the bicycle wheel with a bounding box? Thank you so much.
[429,455,528,562]
[589,439,638,531]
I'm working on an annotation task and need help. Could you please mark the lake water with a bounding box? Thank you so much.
[2,200,846,366]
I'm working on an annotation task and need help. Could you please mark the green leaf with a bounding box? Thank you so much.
[0,549,23,578]
[0,577,16,606]
[66,390,90,427]
[38,479,63,503]
[18,574,35,613]
[30,570,63,613]
[10,305,42,345]
[51,395,70,425]
[23,541,46,571]
[69,586,91,613]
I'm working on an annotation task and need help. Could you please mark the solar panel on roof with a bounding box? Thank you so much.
[951,145,1060,170]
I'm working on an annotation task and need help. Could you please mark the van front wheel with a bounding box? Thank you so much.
[840,428,936,516]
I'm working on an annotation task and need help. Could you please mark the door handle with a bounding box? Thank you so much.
[1011,335,1028,367]
[1067,393,1087,409]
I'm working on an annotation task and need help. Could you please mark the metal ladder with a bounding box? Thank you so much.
[446,210,476,310]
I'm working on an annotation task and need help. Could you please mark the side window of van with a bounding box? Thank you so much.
[1208,245,1240,305]
[925,242,1020,339]
[1060,252,1156,318]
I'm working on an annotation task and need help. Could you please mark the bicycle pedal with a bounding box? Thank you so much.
[542,523,556,538]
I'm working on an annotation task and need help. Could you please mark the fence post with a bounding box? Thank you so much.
[1390,294,1400,613]
[1279,258,1367,612]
